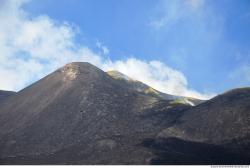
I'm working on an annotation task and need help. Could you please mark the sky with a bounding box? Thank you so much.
[0,0,250,99]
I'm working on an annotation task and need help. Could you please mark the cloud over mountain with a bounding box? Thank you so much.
[0,0,214,99]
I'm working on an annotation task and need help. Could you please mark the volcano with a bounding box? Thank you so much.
[0,62,249,165]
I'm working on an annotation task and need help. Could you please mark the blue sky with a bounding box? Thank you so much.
[0,0,250,99]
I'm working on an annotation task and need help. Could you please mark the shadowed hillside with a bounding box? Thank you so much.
[0,91,15,104]
[159,88,250,144]
[0,62,249,165]
[0,62,191,164]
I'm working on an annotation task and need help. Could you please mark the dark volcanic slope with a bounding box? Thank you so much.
[159,88,250,144]
[0,62,190,164]
[141,88,250,164]
[0,90,15,104]
[0,62,249,165]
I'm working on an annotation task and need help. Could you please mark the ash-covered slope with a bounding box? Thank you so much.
[0,90,15,104]
[107,70,176,100]
[0,62,190,164]
[107,70,203,106]
[159,87,250,144]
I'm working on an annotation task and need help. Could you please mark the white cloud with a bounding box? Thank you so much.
[0,0,214,99]
[0,0,103,91]
[104,58,214,99]
[149,0,205,29]
[96,40,110,55]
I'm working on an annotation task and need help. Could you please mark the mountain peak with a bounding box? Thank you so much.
[60,62,103,81]
[61,63,81,80]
